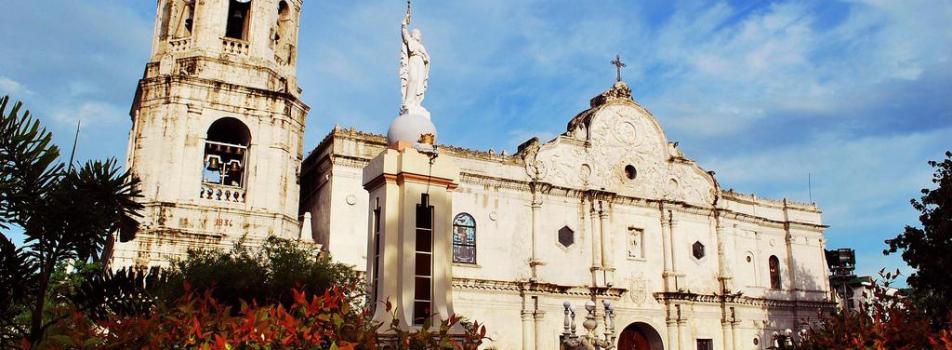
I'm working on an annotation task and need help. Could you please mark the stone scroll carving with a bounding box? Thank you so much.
[531,83,716,206]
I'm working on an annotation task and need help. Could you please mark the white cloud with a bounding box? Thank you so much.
[699,126,950,281]
[0,76,32,96]
[51,101,125,126]
[643,1,952,138]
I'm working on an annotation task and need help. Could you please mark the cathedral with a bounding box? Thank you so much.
[113,1,835,349]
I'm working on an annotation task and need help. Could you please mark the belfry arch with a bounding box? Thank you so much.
[617,322,664,350]
[203,117,251,189]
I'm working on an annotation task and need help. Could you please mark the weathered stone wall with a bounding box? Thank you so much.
[114,0,309,268]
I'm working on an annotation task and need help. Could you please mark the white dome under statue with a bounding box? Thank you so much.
[387,110,437,147]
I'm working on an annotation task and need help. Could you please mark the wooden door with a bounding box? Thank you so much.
[618,327,651,350]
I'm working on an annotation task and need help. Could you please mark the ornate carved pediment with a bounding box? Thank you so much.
[590,81,633,108]
[533,83,716,206]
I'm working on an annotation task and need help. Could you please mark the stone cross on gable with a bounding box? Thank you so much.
[611,54,627,82]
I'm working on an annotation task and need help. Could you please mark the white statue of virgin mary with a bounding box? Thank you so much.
[399,1,430,118]
[387,1,437,147]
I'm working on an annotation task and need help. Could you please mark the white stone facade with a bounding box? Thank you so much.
[116,1,834,348]
[300,82,833,349]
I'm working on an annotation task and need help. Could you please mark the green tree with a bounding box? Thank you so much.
[885,151,952,328]
[168,236,363,309]
[777,271,952,350]
[0,96,143,345]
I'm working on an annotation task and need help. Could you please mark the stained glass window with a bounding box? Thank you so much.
[452,213,476,264]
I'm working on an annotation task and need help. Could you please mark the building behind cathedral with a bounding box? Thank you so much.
[114,1,834,349]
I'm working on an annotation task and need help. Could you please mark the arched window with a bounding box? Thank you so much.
[203,118,250,189]
[225,0,251,40]
[452,213,476,264]
[769,255,781,289]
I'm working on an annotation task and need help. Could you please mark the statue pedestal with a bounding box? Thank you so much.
[387,110,436,148]
[363,147,461,332]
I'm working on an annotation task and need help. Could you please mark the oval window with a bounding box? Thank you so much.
[624,165,637,180]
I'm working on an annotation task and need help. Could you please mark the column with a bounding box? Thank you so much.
[534,308,545,350]
[530,189,542,281]
[730,311,738,350]
[660,207,675,292]
[722,319,734,350]
[669,212,680,290]
[598,200,614,286]
[666,318,679,350]
[591,199,602,268]
[522,309,534,350]
[782,200,799,324]
[588,196,602,287]
[676,306,686,350]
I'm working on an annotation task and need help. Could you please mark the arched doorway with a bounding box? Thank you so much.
[617,322,664,350]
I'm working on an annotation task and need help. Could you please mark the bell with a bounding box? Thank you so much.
[206,155,221,171]
[228,160,242,173]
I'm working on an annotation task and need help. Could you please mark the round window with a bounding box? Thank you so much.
[753,337,759,345]
[624,165,637,180]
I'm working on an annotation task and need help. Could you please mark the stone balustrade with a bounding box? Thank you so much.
[168,38,191,53]
[221,38,249,55]
[200,183,245,203]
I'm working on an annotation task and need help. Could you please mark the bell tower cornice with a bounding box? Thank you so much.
[148,0,304,91]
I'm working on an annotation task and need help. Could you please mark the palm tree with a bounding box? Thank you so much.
[0,95,142,344]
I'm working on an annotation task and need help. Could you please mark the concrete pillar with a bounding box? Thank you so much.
[363,148,460,331]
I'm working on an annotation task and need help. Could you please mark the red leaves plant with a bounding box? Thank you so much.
[32,283,487,350]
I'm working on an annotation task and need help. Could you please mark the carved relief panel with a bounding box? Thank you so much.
[533,96,715,206]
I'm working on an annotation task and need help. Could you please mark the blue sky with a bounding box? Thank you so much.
[1,0,950,283]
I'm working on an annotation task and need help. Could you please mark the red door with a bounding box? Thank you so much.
[617,327,651,350]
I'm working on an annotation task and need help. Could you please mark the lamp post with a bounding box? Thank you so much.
[560,300,616,350]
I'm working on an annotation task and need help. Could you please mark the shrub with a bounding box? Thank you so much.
[34,286,485,350]
[779,270,952,350]
[167,236,364,310]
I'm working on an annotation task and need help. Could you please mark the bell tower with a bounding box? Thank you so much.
[113,0,309,267]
